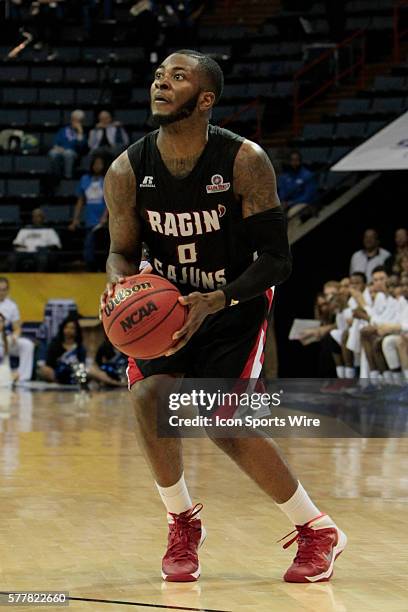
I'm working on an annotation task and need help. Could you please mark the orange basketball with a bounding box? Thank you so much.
[102,274,187,359]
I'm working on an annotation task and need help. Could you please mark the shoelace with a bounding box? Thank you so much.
[166,503,203,562]
[277,513,328,563]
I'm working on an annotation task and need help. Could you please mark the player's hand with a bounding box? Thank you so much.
[165,290,226,356]
[99,277,127,320]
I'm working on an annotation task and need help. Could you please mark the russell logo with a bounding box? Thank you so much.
[206,174,230,194]
[140,175,155,188]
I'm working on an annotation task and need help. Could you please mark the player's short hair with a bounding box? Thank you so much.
[372,265,386,275]
[173,49,224,104]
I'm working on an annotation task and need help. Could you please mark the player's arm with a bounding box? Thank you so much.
[104,151,141,282]
[100,151,141,315]
[222,140,292,305]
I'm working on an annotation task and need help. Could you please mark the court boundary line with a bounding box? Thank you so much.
[0,592,231,612]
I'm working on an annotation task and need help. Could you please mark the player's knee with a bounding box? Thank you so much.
[207,435,242,457]
[131,378,158,423]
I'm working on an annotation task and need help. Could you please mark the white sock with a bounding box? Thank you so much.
[383,370,393,384]
[369,370,380,381]
[392,371,402,385]
[345,367,355,379]
[155,472,193,517]
[336,365,345,378]
[277,482,334,528]
[404,370,408,382]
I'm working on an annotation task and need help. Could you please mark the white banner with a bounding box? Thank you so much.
[331,109,408,171]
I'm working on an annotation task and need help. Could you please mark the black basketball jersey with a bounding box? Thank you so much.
[127,124,253,295]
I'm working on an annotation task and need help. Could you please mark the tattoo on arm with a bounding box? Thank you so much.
[234,141,280,218]
[104,151,141,281]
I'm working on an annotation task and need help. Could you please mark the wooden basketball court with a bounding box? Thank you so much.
[0,388,407,611]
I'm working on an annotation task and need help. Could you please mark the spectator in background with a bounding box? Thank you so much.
[349,229,390,281]
[277,150,317,219]
[88,110,129,157]
[48,109,87,179]
[69,154,109,271]
[8,208,61,272]
[38,316,124,387]
[385,228,408,275]
[0,313,13,386]
[0,277,34,381]
[30,0,65,61]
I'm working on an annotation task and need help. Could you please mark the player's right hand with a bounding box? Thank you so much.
[99,277,126,321]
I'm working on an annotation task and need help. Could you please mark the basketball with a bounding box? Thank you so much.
[102,274,187,359]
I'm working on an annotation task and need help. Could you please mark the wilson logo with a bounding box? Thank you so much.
[104,281,152,317]
[120,300,158,331]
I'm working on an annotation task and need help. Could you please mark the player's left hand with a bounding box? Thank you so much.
[165,290,226,356]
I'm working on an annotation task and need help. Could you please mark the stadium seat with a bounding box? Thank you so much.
[82,47,113,63]
[7,179,41,198]
[335,122,366,140]
[336,98,371,116]
[330,146,352,163]
[38,88,75,105]
[114,47,145,62]
[41,132,57,150]
[373,76,406,92]
[0,66,29,82]
[369,97,405,115]
[42,205,71,223]
[0,205,20,224]
[115,109,148,127]
[300,147,331,166]
[29,109,61,127]
[365,120,387,136]
[199,44,231,57]
[0,109,28,126]
[261,23,279,37]
[0,156,14,174]
[110,67,133,84]
[65,67,99,84]
[301,123,335,141]
[0,180,6,197]
[76,88,111,105]
[346,16,371,30]
[223,83,250,99]
[14,156,50,175]
[230,63,254,78]
[31,66,64,83]
[3,88,37,104]
[247,82,276,97]
[58,47,82,62]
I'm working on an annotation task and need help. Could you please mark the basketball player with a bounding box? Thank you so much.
[101,50,347,583]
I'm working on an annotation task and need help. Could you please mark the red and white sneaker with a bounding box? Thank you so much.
[280,514,347,583]
[162,503,206,582]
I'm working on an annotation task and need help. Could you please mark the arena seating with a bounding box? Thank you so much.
[0,0,406,270]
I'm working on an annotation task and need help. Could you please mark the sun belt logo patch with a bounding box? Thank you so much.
[206,174,230,193]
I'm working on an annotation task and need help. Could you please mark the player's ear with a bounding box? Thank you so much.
[199,91,215,113]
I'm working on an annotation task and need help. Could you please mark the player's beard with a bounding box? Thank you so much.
[150,91,201,127]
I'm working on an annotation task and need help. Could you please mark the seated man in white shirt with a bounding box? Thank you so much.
[359,267,401,383]
[8,208,61,272]
[378,276,408,383]
[349,228,391,281]
[0,277,34,382]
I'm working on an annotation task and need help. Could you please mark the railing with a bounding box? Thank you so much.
[393,0,408,62]
[220,98,263,140]
[292,29,367,135]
